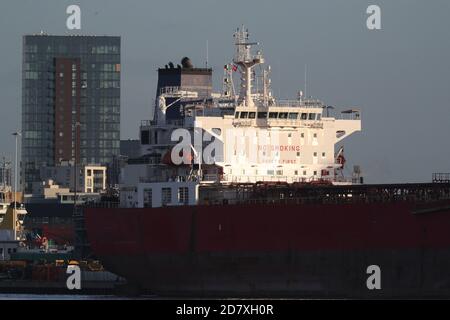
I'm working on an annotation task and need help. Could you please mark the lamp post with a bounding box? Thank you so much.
[73,122,81,206]
[12,132,21,210]
[12,131,21,241]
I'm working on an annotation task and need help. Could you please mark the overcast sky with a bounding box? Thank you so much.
[0,0,449,183]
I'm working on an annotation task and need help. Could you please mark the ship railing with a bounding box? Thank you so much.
[84,201,120,208]
[200,184,450,207]
[159,86,181,96]
[222,174,354,184]
[140,120,156,127]
[140,119,186,128]
[203,174,219,182]
[275,99,323,108]
[433,173,450,183]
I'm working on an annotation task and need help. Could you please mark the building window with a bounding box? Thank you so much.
[294,170,298,175]
[141,130,150,145]
[296,152,300,157]
[313,171,317,176]
[276,170,283,176]
[301,133,305,138]
[303,170,307,176]
[313,152,317,157]
[322,152,326,158]
[313,133,317,138]
[144,189,152,208]
[162,188,171,205]
[178,187,189,204]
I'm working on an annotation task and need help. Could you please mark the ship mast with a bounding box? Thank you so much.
[233,26,264,108]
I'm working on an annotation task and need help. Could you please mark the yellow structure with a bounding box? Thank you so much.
[0,205,22,239]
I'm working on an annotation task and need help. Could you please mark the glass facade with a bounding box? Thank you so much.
[22,35,121,193]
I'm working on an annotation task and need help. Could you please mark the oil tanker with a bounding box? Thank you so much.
[85,27,450,297]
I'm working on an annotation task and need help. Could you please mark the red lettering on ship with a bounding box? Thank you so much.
[258,145,300,152]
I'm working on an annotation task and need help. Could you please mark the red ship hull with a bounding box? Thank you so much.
[85,196,450,297]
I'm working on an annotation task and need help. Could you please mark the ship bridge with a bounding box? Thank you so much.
[120,26,362,208]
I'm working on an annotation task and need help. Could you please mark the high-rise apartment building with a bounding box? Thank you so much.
[22,34,120,192]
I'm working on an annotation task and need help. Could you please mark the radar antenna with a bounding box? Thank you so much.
[233,26,264,108]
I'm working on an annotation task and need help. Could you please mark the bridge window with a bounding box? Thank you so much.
[308,113,315,120]
[240,112,248,119]
[301,113,307,120]
[269,112,278,119]
[288,113,298,119]
[143,189,152,208]
[257,112,267,119]
[278,112,288,119]
[162,188,171,205]
[234,112,240,119]
[316,114,321,120]
[248,112,256,119]
[178,187,189,204]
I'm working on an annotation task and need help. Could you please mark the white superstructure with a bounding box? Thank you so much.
[121,26,362,208]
